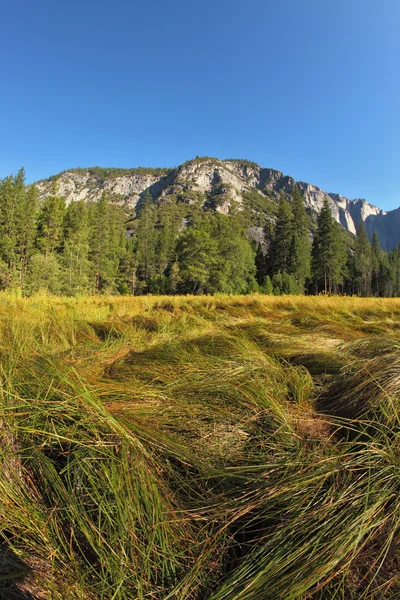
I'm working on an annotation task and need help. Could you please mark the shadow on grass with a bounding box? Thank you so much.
[0,543,37,600]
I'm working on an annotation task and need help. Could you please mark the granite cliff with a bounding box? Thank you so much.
[35,158,397,250]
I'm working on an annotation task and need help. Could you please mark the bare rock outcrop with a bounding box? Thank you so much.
[34,158,398,250]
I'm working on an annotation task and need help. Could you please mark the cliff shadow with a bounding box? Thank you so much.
[135,169,178,215]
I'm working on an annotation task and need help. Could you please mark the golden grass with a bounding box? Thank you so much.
[1,293,400,599]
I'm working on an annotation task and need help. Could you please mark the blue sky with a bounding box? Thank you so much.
[1,0,399,210]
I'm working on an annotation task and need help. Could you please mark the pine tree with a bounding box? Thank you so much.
[89,193,125,292]
[26,253,61,295]
[255,243,268,286]
[176,227,219,294]
[108,205,126,284]
[379,253,395,297]
[267,199,294,275]
[311,199,346,293]
[0,170,25,288]
[0,169,39,291]
[36,185,66,256]
[207,214,256,293]
[61,200,90,295]
[389,246,400,297]
[167,260,180,294]
[4,166,400,299]
[135,191,157,289]
[371,232,382,296]
[154,203,183,278]
[117,238,137,295]
[262,275,273,294]
[290,187,311,292]
[353,221,372,296]
[17,183,38,290]
[89,194,108,291]
[272,271,299,295]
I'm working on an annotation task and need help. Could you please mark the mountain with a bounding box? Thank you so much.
[35,157,398,250]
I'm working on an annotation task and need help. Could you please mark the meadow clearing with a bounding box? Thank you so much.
[2,294,400,599]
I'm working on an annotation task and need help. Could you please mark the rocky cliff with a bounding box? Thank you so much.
[35,158,397,250]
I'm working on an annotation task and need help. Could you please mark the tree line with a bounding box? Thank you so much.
[1,168,399,296]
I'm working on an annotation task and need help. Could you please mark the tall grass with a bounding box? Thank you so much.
[1,294,400,598]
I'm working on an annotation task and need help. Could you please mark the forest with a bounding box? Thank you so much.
[1,168,399,297]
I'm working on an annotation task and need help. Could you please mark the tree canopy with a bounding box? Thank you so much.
[0,169,398,297]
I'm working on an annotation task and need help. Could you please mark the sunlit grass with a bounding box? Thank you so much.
[1,293,400,598]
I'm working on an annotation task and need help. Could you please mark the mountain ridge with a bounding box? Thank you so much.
[34,158,399,250]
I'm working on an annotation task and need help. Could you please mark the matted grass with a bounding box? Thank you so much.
[1,294,400,598]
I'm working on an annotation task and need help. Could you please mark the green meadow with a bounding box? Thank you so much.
[2,294,400,599]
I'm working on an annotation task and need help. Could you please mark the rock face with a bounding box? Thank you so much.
[35,158,398,250]
[297,184,385,236]
[36,171,173,208]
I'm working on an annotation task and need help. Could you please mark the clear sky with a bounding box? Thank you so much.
[1,0,399,210]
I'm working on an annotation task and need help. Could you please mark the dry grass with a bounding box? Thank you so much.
[1,293,400,598]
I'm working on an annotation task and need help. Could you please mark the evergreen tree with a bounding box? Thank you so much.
[311,199,346,293]
[166,260,180,294]
[89,193,109,291]
[389,246,400,297]
[36,186,66,256]
[345,246,357,296]
[2,166,400,299]
[379,253,395,297]
[154,202,183,279]
[262,275,274,294]
[290,187,311,292]
[176,227,219,294]
[371,232,382,296]
[0,169,30,288]
[255,243,268,286]
[271,271,299,295]
[0,175,18,286]
[17,183,38,290]
[135,191,157,289]
[267,199,294,275]
[263,192,311,293]
[353,221,372,296]
[26,253,61,295]
[61,200,90,295]
[89,193,125,292]
[108,205,126,285]
[210,214,257,294]
[117,238,137,295]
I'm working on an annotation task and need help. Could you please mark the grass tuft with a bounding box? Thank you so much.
[1,294,400,598]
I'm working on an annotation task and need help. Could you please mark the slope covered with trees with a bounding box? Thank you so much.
[1,167,400,296]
